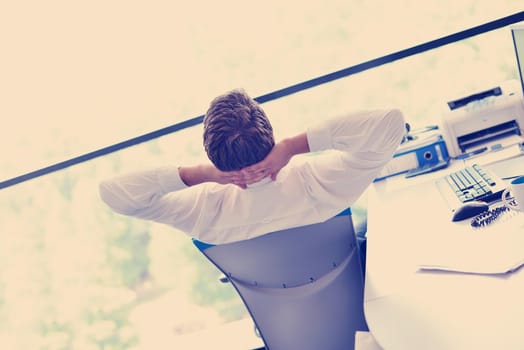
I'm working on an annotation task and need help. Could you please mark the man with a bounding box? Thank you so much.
[99,89,405,244]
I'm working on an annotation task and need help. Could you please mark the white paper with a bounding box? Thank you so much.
[418,211,524,275]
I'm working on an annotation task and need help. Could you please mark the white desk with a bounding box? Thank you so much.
[364,152,524,350]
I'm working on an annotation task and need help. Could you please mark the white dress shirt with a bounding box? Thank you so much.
[99,109,405,244]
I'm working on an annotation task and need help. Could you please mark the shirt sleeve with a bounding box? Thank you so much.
[301,109,406,206]
[306,109,406,155]
[98,165,202,232]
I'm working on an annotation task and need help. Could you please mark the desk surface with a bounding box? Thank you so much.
[364,151,524,350]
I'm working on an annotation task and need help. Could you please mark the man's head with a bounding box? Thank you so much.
[203,89,275,171]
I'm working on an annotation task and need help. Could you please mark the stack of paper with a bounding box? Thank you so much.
[418,211,524,275]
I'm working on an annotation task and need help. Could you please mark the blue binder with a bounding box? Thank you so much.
[375,134,450,181]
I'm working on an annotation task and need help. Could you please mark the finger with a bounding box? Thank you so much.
[244,173,266,184]
[256,169,269,179]
[243,163,269,174]
[231,178,247,188]
[241,165,256,174]
[227,170,245,179]
[241,169,259,176]
[256,168,270,176]
[227,175,244,183]
[244,174,263,184]
[242,170,266,181]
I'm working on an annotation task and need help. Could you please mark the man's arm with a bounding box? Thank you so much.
[242,109,406,184]
[99,163,245,219]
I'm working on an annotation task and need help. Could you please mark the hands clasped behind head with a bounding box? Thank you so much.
[226,166,270,188]
[223,139,292,188]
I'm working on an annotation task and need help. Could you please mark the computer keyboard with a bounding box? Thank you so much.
[442,163,505,204]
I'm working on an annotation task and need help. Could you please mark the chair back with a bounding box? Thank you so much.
[193,209,368,350]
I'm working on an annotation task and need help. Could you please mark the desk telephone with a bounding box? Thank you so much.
[436,163,522,225]
[470,200,518,228]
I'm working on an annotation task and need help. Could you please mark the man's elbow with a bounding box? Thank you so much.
[385,109,407,145]
[386,108,406,129]
[98,181,136,216]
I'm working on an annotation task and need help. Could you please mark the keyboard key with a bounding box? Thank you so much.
[444,163,499,203]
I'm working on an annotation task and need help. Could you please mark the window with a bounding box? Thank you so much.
[0,1,521,348]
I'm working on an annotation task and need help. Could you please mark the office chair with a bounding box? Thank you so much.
[192,209,369,350]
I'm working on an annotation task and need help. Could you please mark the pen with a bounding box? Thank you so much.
[454,147,488,160]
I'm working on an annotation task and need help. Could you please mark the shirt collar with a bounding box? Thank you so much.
[246,176,272,189]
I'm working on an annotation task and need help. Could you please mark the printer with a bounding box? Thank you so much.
[440,80,524,157]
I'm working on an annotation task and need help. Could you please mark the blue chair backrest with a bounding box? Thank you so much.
[193,209,368,350]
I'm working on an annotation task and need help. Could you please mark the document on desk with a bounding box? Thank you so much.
[418,212,524,275]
